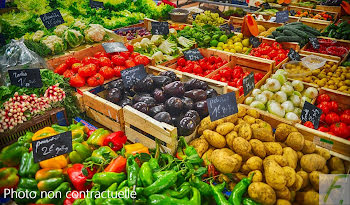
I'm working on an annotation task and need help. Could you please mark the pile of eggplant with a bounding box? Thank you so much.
[105,71,218,136]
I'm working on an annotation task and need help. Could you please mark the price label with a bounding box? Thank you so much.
[207,92,238,121]
[102,42,128,53]
[183,48,204,61]
[121,64,148,88]
[309,37,320,50]
[301,101,322,129]
[288,48,301,61]
[243,72,255,96]
[220,23,233,35]
[276,10,289,23]
[40,9,64,30]
[192,13,199,20]
[249,36,261,48]
[8,69,43,88]
[313,136,333,150]
[90,0,104,9]
[261,2,271,9]
[151,22,169,35]
[32,131,73,163]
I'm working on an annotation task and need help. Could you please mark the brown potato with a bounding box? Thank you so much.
[189,138,209,157]
[241,152,255,162]
[198,116,222,134]
[265,155,288,167]
[237,105,247,117]
[297,171,309,189]
[235,172,247,180]
[320,165,329,174]
[300,154,326,172]
[263,159,287,190]
[252,124,274,142]
[328,157,345,173]
[315,147,331,160]
[223,113,238,124]
[244,115,256,124]
[248,170,263,182]
[276,199,291,205]
[232,137,251,155]
[220,148,235,156]
[247,109,260,118]
[226,130,237,150]
[216,122,235,136]
[250,139,266,158]
[289,173,303,191]
[210,149,239,173]
[296,151,304,160]
[203,130,226,148]
[238,123,252,140]
[232,154,242,172]
[248,182,276,205]
[285,132,305,151]
[309,171,320,191]
[275,123,298,142]
[202,147,214,166]
[301,140,316,154]
[283,166,296,187]
[275,187,291,201]
[303,191,319,205]
[278,142,287,148]
[240,163,251,175]
[246,156,263,171]
[283,147,298,169]
[264,142,283,156]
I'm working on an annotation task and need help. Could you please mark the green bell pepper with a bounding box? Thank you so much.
[17,132,33,147]
[189,175,211,197]
[36,182,71,205]
[69,142,92,164]
[0,142,28,166]
[52,124,69,133]
[92,172,126,188]
[19,152,40,178]
[14,178,40,204]
[87,146,118,164]
[87,128,110,147]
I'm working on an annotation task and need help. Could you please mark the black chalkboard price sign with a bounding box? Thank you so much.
[243,72,255,96]
[301,101,322,129]
[220,23,233,35]
[309,37,320,50]
[121,64,148,88]
[207,92,238,121]
[276,10,289,23]
[288,48,301,61]
[8,69,43,88]
[249,36,261,48]
[102,42,128,53]
[32,131,73,163]
[40,9,64,30]
[183,48,204,61]
[151,22,169,35]
[90,0,104,9]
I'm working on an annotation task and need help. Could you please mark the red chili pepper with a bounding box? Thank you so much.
[104,156,127,173]
[102,131,127,151]
[63,190,85,205]
[67,164,95,191]
[317,126,329,132]
[304,121,314,129]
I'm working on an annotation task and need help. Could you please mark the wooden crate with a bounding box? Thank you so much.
[316,5,342,16]
[113,22,151,43]
[299,18,331,31]
[229,16,284,31]
[287,5,338,22]
[123,66,228,154]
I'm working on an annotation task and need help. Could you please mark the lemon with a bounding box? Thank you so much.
[224,49,230,52]
[218,42,224,47]
[229,44,235,49]
[217,47,223,50]
[237,33,244,39]
[228,39,233,44]
[210,46,216,49]
[234,46,243,53]
[242,39,250,47]
[234,42,243,47]
[243,47,248,52]
[234,38,242,43]
[223,44,229,49]
[230,49,236,53]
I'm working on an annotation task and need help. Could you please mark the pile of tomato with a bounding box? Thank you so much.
[249,42,288,65]
[210,65,265,95]
[175,56,228,76]
[54,44,150,88]
[304,93,350,140]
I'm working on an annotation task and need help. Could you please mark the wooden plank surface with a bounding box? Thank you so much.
[86,108,122,132]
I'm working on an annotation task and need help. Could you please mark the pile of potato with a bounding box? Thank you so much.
[189,105,350,205]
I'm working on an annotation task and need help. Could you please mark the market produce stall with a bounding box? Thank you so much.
[1,0,350,204]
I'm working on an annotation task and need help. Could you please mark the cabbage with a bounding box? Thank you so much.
[64,29,84,48]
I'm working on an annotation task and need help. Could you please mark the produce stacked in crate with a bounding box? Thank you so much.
[302,38,349,59]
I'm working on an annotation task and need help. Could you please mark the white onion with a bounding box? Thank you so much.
[272,73,287,85]
[293,107,302,116]
[285,112,299,121]
[252,89,262,97]
[261,90,274,100]
[250,101,266,110]
[274,91,287,103]
[300,96,312,107]
[304,87,318,99]
[290,95,301,107]
[256,94,268,104]
[245,97,254,105]
[268,102,285,118]
[292,80,304,92]
[281,101,295,112]
[266,78,281,92]
[281,84,294,96]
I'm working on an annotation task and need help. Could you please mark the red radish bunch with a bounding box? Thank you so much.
[0,87,66,132]
[54,44,150,88]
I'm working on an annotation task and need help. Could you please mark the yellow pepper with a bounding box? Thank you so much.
[39,155,68,169]
[32,127,58,141]
[125,143,149,155]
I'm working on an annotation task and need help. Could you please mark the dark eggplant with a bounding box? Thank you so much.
[153,88,166,103]
[164,81,185,97]
[184,79,208,91]
[184,110,200,125]
[133,93,152,104]
[194,100,208,118]
[171,113,184,127]
[149,105,165,117]
[137,96,156,108]
[154,112,172,124]
[106,88,122,104]
[133,102,149,114]
[181,97,194,111]
[133,76,154,93]
[184,89,207,102]
[159,70,179,82]
[150,76,172,88]
[107,79,124,91]
[178,117,196,136]
[118,98,132,107]
[165,97,183,115]
[206,88,218,98]
[124,88,136,97]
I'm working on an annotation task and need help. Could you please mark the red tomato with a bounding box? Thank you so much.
[94,51,108,59]
[261,46,272,55]
[272,42,282,50]
[87,73,104,87]
[111,55,126,66]
[254,73,264,82]
[269,50,278,58]
[71,63,84,73]
[214,56,222,64]
[134,55,150,66]
[325,112,340,125]
[130,52,140,59]
[276,53,286,60]
[317,102,331,114]
[54,63,68,75]
[330,122,350,138]
[340,113,350,125]
[193,65,203,74]
[317,126,329,132]
[232,69,242,79]
[220,77,227,82]
[82,57,100,67]
[238,86,243,95]
[69,74,86,87]
[329,101,338,112]
[78,64,97,77]
[183,65,193,73]
[66,57,81,68]
[320,113,326,122]
[178,58,186,67]
[99,57,112,67]
[260,55,271,60]
[236,78,243,86]
[63,69,74,78]
[304,121,314,129]
[125,43,134,53]
[120,51,130,60]
[228,81,236,87]
[219,69,231,79]
[211,74,220,81]
[343,109,350,115]
[114,66,125,77]
[233,66,243,73]
[125,60,136,68]
[203,70,212,76]
[209,56,216,64]
[316,93,331,104]
[99,66,115,80]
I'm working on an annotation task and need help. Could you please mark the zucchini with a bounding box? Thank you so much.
[267,35,274,38]
[272,31,282,38]
[276,26,285,32]
[276,36,302,44]
[283,30,294,36]
[302,26,321,36]
[284,27,308,39]
[303,31,316,38]
[286,22,303,26]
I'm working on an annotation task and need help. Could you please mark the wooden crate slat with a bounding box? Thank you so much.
[86,108,122,132]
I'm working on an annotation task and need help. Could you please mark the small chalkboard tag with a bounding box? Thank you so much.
[309,37,320,50]
[207,92,238,121]
[90,0,104,9]
[102,42,128,53]
[301,101,322,129]
[261,2,271,9]
[183,48,204,61]
[32,131,73,163]
[40,9,64,30]
[276,10,289,23]
[121,64,148,88]
[249,36,261,48]
[243,72,255,96]
[8,68,43,88]
[192,13,199,20]
[220,23,232,35]
[288,48,301,61]
[151,22,169,35]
